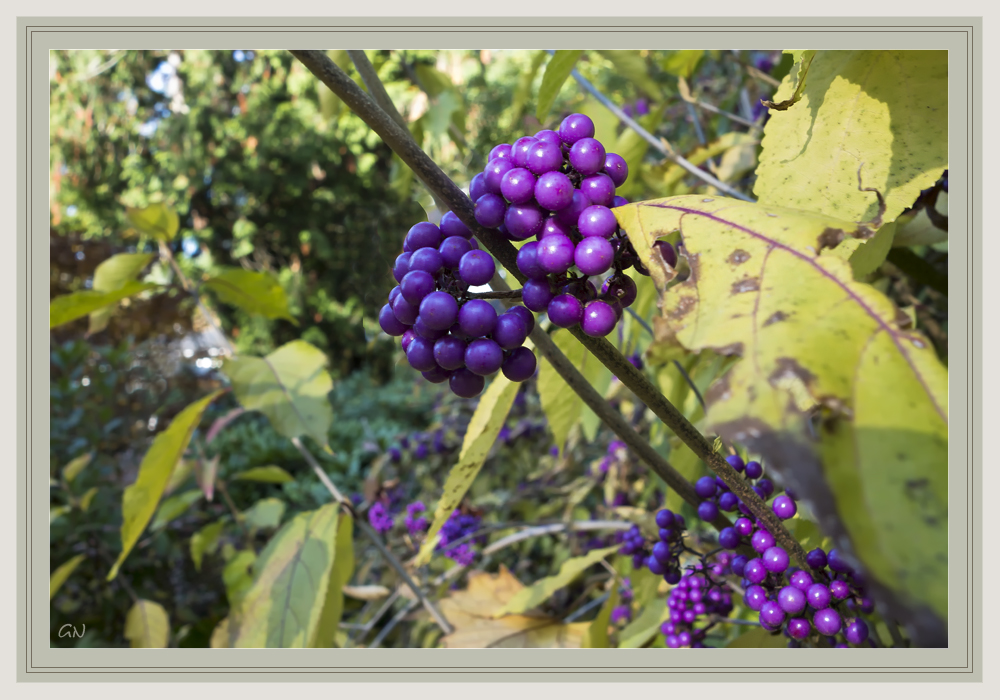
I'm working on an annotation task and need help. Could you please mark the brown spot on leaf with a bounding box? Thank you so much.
[727,249,751,265]
[667,294,697,320]
[768,357,816,388]
[712,342,744,357]
[817,227,847,251]
[704,371,731,407]
[763,311,789,327]
[731,277,760,295]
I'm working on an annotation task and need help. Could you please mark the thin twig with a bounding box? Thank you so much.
[695,96,761,131]
[563,592,611,623]
[481,520,632,556]
[544,51,754,203]
[369,598,421,649]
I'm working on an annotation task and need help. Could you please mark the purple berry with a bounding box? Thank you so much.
[449,368,485,398]
[421,365,450,384]
[827,549,853,574]
[413,316,447,341]
[465,338,503,376]
[405,337,437,372]
[379,304,408,336]
[392,252,411,283]
[488,143,512,162]
[695,475,717,499]
[505,201,546,240]
[743,585,768,611]
[400,329,416,352]
[484,157,514,194]
[521,279,554,312]
[537,233,575,274]
[516,241,547,280]
[646,556,666,576]
[760,601,786,628]
[813,608,842,636]
[719,527,740,550]
[829,580,850,601]
[500,167,537,204]
[758,479,774,497]
[433,336,467,371]
[492,313,528,350]
[763,546,790,573]
[502,347,537,382]
[772,495,797,520]
[400,270,435,305]
[408,247,444,275]
[569,137,606,176]
[439,236,472,269]
[718,492,739,512]
[440,211,472,239]
[725,454,745,472]
[751,529,776,553]
[474,194,507,229]
[574,237,614,275]
[806,583,832,610]
[469,173,488,202]
[612,195,629,208]
[731,555,748,576]
[787,617,811,640]
[664,569,681,585]
[392,295,419,325]
[534,171,574,211]
[745,460,763,479]
[547,294,584,328]
[603,153,629,187]
[558,113,595,145]
[652,541,672,564]
[526,140,564,175]
[507,305,535,335]
[541,216,572,239]
[458,299,497,338]
[789,570,814,592]
[405,222,442,251]
[778,586,807,615]
[458,250,496,286]
[844,619,869,645]
[580,300,617,337]
[578,205,617,238]
[601,275,637,307]
[807,548,827,572]
[511,136,537,169]
[655,510,676,528]
[734,517,753,537]
[534,129,562,145]
[418,291,459,331]
[654,240,678,268]
[744,558,767,584]
[580,173,616,206]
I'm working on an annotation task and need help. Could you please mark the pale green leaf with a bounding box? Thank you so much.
[581,581,619,649]
[536,50,583,122]
[233,465,295,484]
[223,341,333,450]
[62,452,92,483]
[537,330,607,453]
[50,506,70,524]
[662,132,758,192]
[660,50,704,78]
[108,391,223,581]
[50,281,157,328]
[88,252,155,334]
[613,111,662,200]
[618,597,668,649]
[50,554,86,600]
[232,504,341,648]
[493,545,619,617]
[615,195,948,622]
[203,268,297,324]
[414,64,453,98]
[511,50,547,123]
[78,487,98,512]
[596,50,663,99]
[126,202,179,241]
[124,600,170,648]
[415,373,520,566]
[726,626,787,648]
[243,498,286,532]
[312,510,354,647]
[892,192,948,248]
[150,489,202,531]
[223,550,257,609]
[755,51,948,225]
[190,520,226,572]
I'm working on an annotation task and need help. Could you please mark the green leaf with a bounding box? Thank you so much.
[511,51,547,124]
[223,550,257,609]
[493,546,619,617]
[126,202,179,241]
[311,510,354,647]
[615,195,948,623]
[761,50,815,111]
[536,50,583,123]
[596,51,662,100]
[243,498,286,532]
[190,520,226,572]
[538,330,607,453]
[150,489,202,531]
[232,465,295,484]
[613,111,662,200]
[726,626,787,648]
[78,487,98,512]
[618,596,668,649]
[660,50,704,78]
[124,600,170,648]
[754,51,948,225]
[222,341,333,450]
[61,452,92,483]
[50,281,157,328]
[414,64,453,98]
[50,506,70,524]
[50,554,86,600]
[581,580,619,649]
[203,268,297,324]
[88,252,155,334]
[661,132,758,192]
[232,504,341,648]
[415,373,520,566]
[107,391,223,581]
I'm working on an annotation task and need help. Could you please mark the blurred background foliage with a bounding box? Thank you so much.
[49,48,856,648]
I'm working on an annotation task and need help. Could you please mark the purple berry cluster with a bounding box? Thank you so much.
[405,501,429,537]
[367,501,394,535]
[661,557,736,648]
[693,454,778,525]
[379,216,538,399]
[435,510,484,566]
[617,508,689,585]
[473,113,646,338]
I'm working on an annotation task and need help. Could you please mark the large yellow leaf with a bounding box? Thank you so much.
[615,195,948,627]
[223,341,333,450]
[124,600,170,648]
[203,268,297,324]
[755,50,947,225]
[311,510,354,648]
[232,504,341,648]
[108,391,223,580]
[414,372,520,566]
[439,566,588,649]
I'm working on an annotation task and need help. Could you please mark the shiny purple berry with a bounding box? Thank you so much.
[502,347,537,382]
[449,368,485,398]
[465,338,504,376]
[547,294,584,328]
[813,608,842,636]
[772,495,797,520]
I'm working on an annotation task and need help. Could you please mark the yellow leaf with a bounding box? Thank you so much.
[124,600,170,648]
[50,554,86,600]
[232,465,295,484]
[126,202,179,241]
[494,545,618,617]
[88,253,155,334]
[581,580,619,648]
[61,452,92,483]
[203,268,297,324]
[312,510,354,647]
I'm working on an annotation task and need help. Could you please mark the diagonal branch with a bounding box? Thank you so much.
[288,49,807,572]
